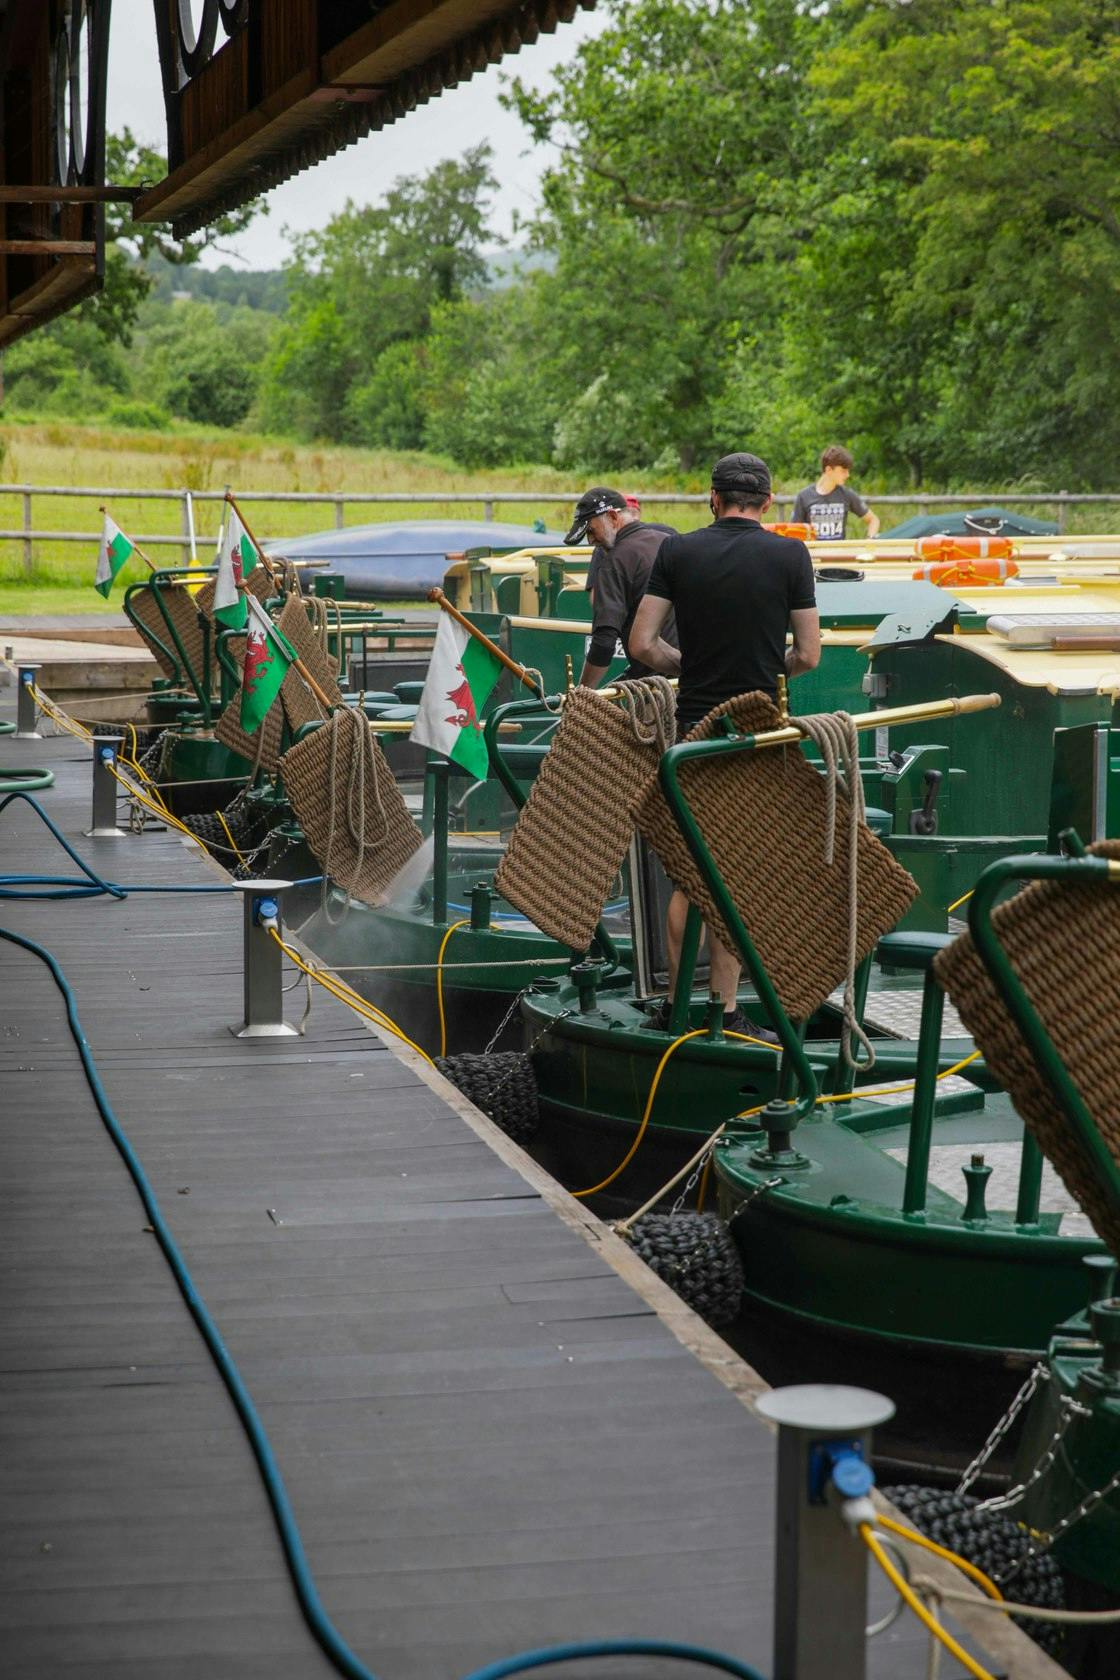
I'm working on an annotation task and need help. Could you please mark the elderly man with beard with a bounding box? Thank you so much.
[564,486,677,689]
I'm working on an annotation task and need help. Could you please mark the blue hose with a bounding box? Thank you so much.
[0,791,323,900]
[0,924,768,1680]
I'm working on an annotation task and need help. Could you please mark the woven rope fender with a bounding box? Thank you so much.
[275,594,344,731]
[494,683,669,951]
[279,708,420,903]
[128,581,207,683]
[883,1485,1066,1661]
[639,692,917,1021]
[933,839,1120,1254]
[624,1212,745,1329]
[434,1052,539,1145]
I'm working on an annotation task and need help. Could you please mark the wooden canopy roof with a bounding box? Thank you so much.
[138,1,597,239]
[0,0,594,347]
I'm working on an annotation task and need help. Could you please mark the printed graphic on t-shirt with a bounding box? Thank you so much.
[808,499,847,539]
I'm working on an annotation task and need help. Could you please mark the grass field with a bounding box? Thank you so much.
[1,417,1117,612]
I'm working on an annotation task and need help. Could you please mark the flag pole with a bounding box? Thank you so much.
[225,490,334,710]
[99,505,159,574]
[225,490,282,588]
[428,588,542,696]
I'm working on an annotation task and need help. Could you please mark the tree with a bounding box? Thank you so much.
[803,0,1120,484]
[83,128,265,346]
[260,145,500,441]
[504,0,823,471]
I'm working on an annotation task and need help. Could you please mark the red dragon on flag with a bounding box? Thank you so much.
[244,630,273,695]
[444,663,480,733]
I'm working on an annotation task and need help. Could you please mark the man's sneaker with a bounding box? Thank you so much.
[643,996,673,1032]
[723,1006,780,1046]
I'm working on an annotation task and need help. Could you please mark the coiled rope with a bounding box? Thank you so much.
[792,709,875,1072]
[319,707,390,926]
[306,593,344,678]
[614,674,677,754]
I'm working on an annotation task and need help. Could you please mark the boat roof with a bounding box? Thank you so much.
[934,632,1120,696]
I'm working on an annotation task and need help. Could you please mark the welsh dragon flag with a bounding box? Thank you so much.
[213,507,260,629]
[94,514,135,598]
[240,595,296,734]
[410,611,503,781]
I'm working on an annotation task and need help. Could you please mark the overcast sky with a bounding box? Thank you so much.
[107,1,608,270]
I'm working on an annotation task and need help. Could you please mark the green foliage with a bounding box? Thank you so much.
[104,399,171,431]
[261,145,500,441]
[344,341,427,450]
[7,9,1117,489]
[134,301,277,429]
[420,287,557,467]
[84,129,267,347]
[3,316,130,416]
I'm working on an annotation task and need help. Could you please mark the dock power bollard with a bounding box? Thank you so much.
[756,1384,895,1680]
[87,737,128,839]
[232,881,299,1038]
[16,666,42,738]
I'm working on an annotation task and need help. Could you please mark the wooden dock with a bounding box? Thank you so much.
[0,698,1059,1679]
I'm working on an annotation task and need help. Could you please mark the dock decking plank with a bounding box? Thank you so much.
[0,705,1024,1679]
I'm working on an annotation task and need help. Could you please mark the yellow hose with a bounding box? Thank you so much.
[268,927,434,1066]
[216,807,249,869]
[875,1513,1003,1601]
[861,1523,997,1680]
[573,1029,707,1198]
[435,919,470,1058]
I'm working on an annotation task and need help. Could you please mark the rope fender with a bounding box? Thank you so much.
[624,1212,745,1329]
[435,1051,540,1145]
[883,1484,1066,1661]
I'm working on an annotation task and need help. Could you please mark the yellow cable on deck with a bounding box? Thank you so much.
[814,1047,982,1107]
[267,927,435,1067]
[435,919,470,1058]
[216,808,249,869]
[104,760,208,851]
[860,1523,997,1680]
[573,1029,707,1199]
[875,1514,1003,1601]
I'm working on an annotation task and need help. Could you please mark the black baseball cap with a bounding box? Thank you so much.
[710,451,772,495]
[565,486,628,545]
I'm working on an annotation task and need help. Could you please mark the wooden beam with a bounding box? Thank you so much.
[0,239,96,255]
[0,186,143,203]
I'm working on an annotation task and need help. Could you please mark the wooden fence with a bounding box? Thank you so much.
[2,483,1119,576]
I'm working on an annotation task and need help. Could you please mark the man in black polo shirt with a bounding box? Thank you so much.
[564,486,677,688]
[628,451,820,1036]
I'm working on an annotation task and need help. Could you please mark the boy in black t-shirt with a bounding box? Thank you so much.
[628,451,821,1040]
[791,444,880,540]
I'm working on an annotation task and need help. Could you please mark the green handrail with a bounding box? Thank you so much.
[124,581,184,688]
[658,733,820,1120]
[967,852,1120,1237]
[147,570,213,726]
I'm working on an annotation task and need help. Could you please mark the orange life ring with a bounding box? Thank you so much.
[764,522,813,539]
[912,557,1020,587]
[913,536,1016,561]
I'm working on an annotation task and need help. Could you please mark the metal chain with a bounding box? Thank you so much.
[727,1174,786,1227]
[482,987,529,1054]
[1019,1461,1120,1563]
[956,1363,1049,1495]
[669,1144,716,1218]
[628,1171,784,1293]
[472,1008,575,1100]
[975,1393,1090,1516]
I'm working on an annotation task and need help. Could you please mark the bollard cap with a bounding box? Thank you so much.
[756,1384,895,1432]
